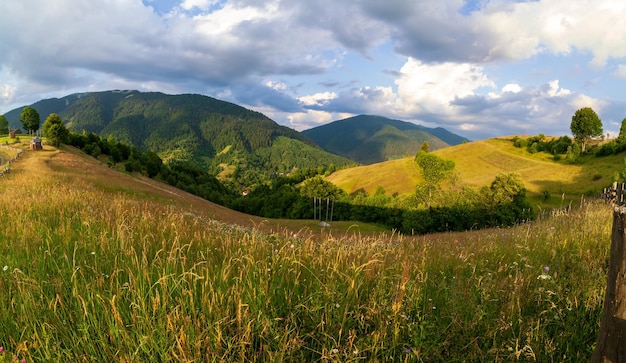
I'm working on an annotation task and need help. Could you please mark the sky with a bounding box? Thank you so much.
[1,0,626,140]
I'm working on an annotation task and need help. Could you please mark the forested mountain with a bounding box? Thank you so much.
[302,115,469,164]
[4,90,352,184]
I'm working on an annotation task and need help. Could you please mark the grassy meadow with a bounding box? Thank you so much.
[0,140,613,361]
[327,137,623,209]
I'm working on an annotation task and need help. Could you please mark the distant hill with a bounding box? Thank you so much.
[4,90,352,182]
[326,137,623,205]
[302,115,469,164]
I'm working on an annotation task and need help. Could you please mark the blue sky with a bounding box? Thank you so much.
[1,0,625,140]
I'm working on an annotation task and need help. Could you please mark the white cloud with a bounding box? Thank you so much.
[299,92,337,107]
[394,58,494,116]
[569,94,607,114]
[180,0,220,11]
[502,83,522,94]
[0,82,16,107]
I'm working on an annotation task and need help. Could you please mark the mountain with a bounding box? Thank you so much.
[4,90,352,182]
[301,115,469,164]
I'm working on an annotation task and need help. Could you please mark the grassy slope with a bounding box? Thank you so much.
[327,157,421,195]
[0,136,385,236]
[327,136,622,205]
[0,137,611,361]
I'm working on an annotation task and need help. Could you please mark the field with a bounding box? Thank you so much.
[0,140,613,361]
[327,137,624,208]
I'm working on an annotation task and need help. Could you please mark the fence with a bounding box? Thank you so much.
[0,144,23,177]
[592,182,626,361]
[601,182,626,208]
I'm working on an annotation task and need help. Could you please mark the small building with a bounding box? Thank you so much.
[8,129,21,139]
[30,136,43,150]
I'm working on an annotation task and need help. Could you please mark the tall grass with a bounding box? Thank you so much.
[0,149,611,362]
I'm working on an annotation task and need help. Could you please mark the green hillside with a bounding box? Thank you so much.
[302,114,468,164]
[4,90,352,183]
[0,134,609,361]
[327,136,622,205]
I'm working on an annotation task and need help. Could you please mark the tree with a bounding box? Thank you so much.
[415,151,455,186]
[20,106,41,135]
[483,173,534,225]
[414,151,455,206]
[0,115,8,135]
[570,107,603,153]
[617,118,626,144]
[42,113,69,147]
[420,141,430,153]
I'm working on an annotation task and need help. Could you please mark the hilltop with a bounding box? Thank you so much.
[302,114,469,164]
[326,136,623,205]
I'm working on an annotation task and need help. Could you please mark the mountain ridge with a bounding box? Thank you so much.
[3,90,352,185]
[302,114,469,164]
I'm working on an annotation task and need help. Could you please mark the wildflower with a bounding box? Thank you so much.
[0,346,3,353]
[537,274,551,280]
[544,266,550,272]
[290,244,294,249]
[404,349,412,354]
[2,265,7,271]
[332,348,339,354]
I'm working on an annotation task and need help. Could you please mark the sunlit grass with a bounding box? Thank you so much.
[0,146,611,361]
[328,137,625,209]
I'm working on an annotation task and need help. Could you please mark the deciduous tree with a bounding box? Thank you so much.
[42,113,69,147]
[20,106,40,135]
[0,115,8,135]
[570,107,603,153]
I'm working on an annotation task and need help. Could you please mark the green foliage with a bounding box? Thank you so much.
[414,151,455,185]
[566,143,582,163]
[420,141,430,152]
[513,135,573,156]
[596,140,626,157]
[570,107,603,153]
[614,158,626,183]
[20,106,40,134]
[42,113,69,147]
[0,115,8,135]
[300,176,345,199]
[618,118,626,143]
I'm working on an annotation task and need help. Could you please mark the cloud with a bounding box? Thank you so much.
[394,59,494,116]
[230,82,303,112]
[1,0,625,140]
[361,0,626,64]
[0,82,16,106]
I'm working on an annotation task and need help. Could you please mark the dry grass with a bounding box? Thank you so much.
[0,141,612,362]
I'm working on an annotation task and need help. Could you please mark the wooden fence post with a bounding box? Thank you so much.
[592,210,626,362]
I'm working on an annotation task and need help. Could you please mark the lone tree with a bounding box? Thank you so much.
[20,106,41,135]
[0,114,8,135]
[42,113,69,147]
[570,107,603,153]
[414,150,455,206]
